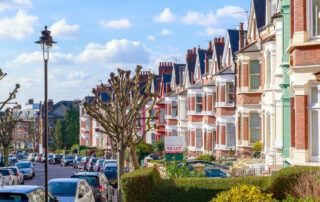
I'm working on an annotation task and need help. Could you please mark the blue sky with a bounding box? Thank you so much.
[0,0,250,106]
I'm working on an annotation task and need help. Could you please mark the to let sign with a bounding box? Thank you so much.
[165,136,183,161]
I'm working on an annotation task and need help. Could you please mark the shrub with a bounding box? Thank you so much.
[136,142,154,162]
[283,195,316,202]
[121,167,270,202]
[154,141,164,152]
[79,149,87,157]
[267,166,320,200]
[120,167,161,202]
[165,161,203,179]
[211,184,275,202]
[252,141,263,152]
[96,151,104,157]
[196,154,216,162]
[71,144,79,154]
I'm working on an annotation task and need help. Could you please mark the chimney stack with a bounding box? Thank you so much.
[222,37,224,43]
[239,22,245,49]
[209,41,212,49]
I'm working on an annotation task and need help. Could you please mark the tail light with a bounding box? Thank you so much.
[99,185,103,192]
[100,197,104,200]
[90,162,93,165]
[84,161,87,164]
[9,177,11,181]
[16,173,19,177]
[97,165,100,168]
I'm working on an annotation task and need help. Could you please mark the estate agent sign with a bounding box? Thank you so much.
[164,136,183,161]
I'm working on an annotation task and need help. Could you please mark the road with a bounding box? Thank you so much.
[25,162,78,186]
[25,162,117,201]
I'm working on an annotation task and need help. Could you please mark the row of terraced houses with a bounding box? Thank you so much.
[144,0,320,171]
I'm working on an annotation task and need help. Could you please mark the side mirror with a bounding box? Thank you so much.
[78,193,84,198]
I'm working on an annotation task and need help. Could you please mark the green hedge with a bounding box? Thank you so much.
[121,167,269,202]
[267,166,320,199]
[120,167,161,202]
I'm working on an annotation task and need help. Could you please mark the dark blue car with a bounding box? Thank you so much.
[103,163,117,187]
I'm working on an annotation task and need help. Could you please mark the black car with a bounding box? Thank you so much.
[78,157,90,170]
[73,156,83,168]
[71,172,114,202]
[102,163,118,187]
[86,158,98,171]
[60,155,74,167]
[52,154,63,164]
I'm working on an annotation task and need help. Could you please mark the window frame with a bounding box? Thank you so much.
[307,0,320,40]
[226,123,235,147]
[309,84,320,161]
[249,60,260,90]
[226,82,235,105]
[195,129,203,149]
[171,101,178,117]
[195,95,202,113]
[249,113,261,144]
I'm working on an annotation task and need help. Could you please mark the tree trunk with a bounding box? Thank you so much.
[4,146,9,167]
[130,146,140,170]
[117,148,125,202]
[33,141,36,153]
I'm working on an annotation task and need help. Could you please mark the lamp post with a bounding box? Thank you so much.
[35,26,56,202]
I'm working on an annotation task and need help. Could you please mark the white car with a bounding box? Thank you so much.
[0,174,6,186]
[15,162,34,179]
[7,166,24,185]
[49,178,95,202]
[0,168,15,185]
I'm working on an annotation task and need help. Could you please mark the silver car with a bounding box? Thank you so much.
[15,162,34,179]
[0,168,15,185]
[7,166,24,185]
[49,178,95,202]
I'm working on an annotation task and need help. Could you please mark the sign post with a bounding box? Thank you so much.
[165,136,183,161]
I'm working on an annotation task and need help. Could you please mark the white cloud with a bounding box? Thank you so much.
[198,27,225,36]
[67,71,89,80]
[154,5,245,26]
[50,19,80,39]
[7,51,74,67]
[0,10,37,39]
[76,39,152,65]
[160,29,173,35]
[0,0,31,11]
[147,35,155,41]
[154,8,176,23]
[216,5,245,18]
[100,18,131,29]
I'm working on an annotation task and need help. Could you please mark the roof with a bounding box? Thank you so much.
[167,91,177,97]
[198,49,209,75]
[188,82,203,89]
[254,0,266,29]
[237,42,261,53]
[173,64,186,85]
[49,178,83,183]
[72,172,100,177]
[227,29,240,58]
[204,79,216,86]
[0,186,41,194]
[153,75,161,92]
[187,60,196,82]
[215,66,234,76]
[48,101,75,118]
[214,44,224,69]
[178,89,187,95]
[162,74,172,92]
[104,163,117,167]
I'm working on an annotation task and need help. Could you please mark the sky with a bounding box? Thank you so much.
[0,0,250,106]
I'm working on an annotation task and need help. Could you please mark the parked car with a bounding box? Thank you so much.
[102,163,117,187]
[53,154,63,164]
[8,157,18,166]
[16,161,34,179]
[49,178,95,202]
[93,159,105,172]
[36,154,42,162]
[0,168,15,185]
[61,155,75,167]
[0,174,6,186]
[204,167,231,178]
[18,159,35,175]
[78,157,90,170]
[86,158,98,171]
[180,160,229,171]
[73,156,83,168]
[41,154,53,163]
[71,172,114,202]
[48,154,54,164]
[0,185,59,201]
[7,166,24,185]
[102,160,117,170]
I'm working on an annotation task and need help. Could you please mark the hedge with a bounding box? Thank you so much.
[267,166,320,199]
[121,167,270,202]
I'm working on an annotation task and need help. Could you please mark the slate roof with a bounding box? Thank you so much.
[198,50,206,75]
[98,92,110,102]
[215,66,235,76]
[188,82,203,89]
[173,64,186,85]
[139,81,148,94]
[162,74,172,93]
[254,0,266,29]
[187,60,196,82]
[238,42,261,53]
[214,43,224,70]
[153,75,161,92]
[48,101,74,118]
[228,29,240,58]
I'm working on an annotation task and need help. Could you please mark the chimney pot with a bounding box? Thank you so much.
[214,38,217,44]
[209,41,212,49]
[240,22,244,30]
[193,47,196,54]
[222,37,224,43]
[218,38,221,43]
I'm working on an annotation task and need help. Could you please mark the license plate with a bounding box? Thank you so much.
[110,180,118,182]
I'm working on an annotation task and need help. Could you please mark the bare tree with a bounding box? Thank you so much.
[0,108,20,166]
[84,66,156,200]
[27,118,40,153]
[0,69,20,111]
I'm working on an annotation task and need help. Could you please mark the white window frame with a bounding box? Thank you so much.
[265,51,272,89]
[307,0,320,40]
[212,92,216,113]
[249,60,260,90]
[309,84,320,161]
[226,123,235,147]
[196,129,203,149]
[250,113,261,144]
[172,101,178,117]
[196,95,202,113]
[226,82,235,105]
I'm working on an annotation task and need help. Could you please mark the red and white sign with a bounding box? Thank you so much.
[165,136,183,154]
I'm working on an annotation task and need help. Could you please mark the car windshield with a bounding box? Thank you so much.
[0,170,10,176]
[9,168,18,174]
[48,182,77,196]
[71,176,99,188]
[48,155,54,158]
[205,169,226,178]
[91,159,97,163]
[65,156,74,159]
[76,157,82,161]
[55,155,62,158]
[16,163,30,169]
[0,193,28,201]
[104,166,117,172]
[97,160,104,165]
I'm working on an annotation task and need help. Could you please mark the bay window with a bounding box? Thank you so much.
[160,108,165,124]
[172,101,177,117]
[250,113,260,144]
[226,82,234,104]
[196,95,202,113]
[212,92,216,112]
[196,129,203,148]
[172,130,178,136]
[310,84,320,160]
[250,60,260,89]
[227,123,235,146]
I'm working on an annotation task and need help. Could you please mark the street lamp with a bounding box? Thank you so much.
[35,26,56,202]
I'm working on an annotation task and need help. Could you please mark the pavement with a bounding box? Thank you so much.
[25,162,118,201]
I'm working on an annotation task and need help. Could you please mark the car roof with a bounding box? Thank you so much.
[105,163,117,167]
[0,186,41,194]
[49,178,82,183]
[72,172,100,177]
[105,160,117,162]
